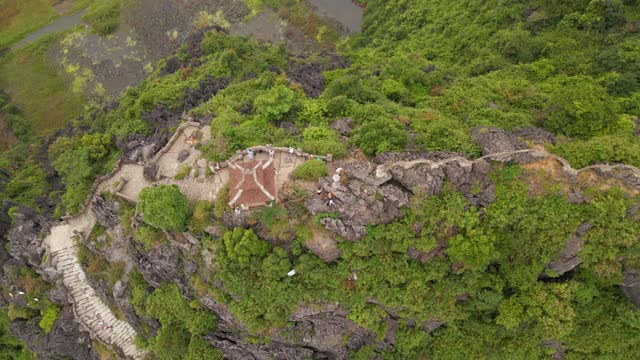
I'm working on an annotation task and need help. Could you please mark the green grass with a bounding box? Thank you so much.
[0,33,84,134]
[82,0,127,36]
[0,0,58,49]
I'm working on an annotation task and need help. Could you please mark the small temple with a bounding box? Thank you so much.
[227,157,276,211]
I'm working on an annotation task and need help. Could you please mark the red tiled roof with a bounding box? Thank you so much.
[228,159,276,209]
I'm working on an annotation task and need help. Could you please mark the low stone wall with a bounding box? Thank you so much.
[149,121,201,165]
[143,121,202,181]
[373,148,640,193]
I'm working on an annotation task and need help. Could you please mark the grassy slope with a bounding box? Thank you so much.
[0,0,58,49]
[0,34,84,134]
[0,0,99,49]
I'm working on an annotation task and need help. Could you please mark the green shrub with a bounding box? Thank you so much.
[291,159,328,180]
[83,0,127,36]
[134,224,168,250]
[189,201,213,233]
[0,308,34,359]
[7,304,35,321]
[137,185,189,231]
[351,117,407,156]
[544,78,618,139]
[326,95,357,117]
[413,116,482,157]
[185,336,223,360]
[38,305,60,334]
[301,126,347,158]
[214,185,230,218]
[254,84,299,121]
[550,134,640,168]
[175,164,191,180]
[381,79,409,101]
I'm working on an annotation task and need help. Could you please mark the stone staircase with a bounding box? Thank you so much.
[50,246,145,359]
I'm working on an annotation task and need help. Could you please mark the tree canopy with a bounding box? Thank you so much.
[137,185,189,232]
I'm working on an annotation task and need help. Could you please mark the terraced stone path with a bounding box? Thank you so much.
[43,123,309,358]
[50,247,144,358]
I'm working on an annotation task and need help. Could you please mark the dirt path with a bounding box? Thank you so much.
[12,10,86,50]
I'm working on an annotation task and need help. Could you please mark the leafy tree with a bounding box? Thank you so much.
[351,117,407,156]
[222,228,269,265]
[137,185,189,232]
[185,336,223,360]
[254,85,298,121]
[544,78,618,138]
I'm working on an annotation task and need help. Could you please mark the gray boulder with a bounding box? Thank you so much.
[7,206,51,267]
[472,127,527,155]
[513,127,555,145]
[621,267,640,306]
[543,222,592,277]
[330,117,354,137]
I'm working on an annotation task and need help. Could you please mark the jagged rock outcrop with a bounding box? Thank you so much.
[132,240,196,290]
[330,117,354,137]
[9,307,99,360]
[91,196,121,228]
[472,126,527,155]
[6,206,52,267]
[543,222,593,277]
[621,267,640,306]
[422,319,446,334]
[306,152,495,240]
[272,303,377,359]
[206,331,315,360]
[513,127,556,145]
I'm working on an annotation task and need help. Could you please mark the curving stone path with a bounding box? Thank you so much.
[42,123,310,358]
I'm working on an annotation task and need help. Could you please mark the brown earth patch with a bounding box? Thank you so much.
[577,169,639,196]
[306,227,341,262]
[521,157,573,196]
[0,0,20,30]
[0,113,18,150]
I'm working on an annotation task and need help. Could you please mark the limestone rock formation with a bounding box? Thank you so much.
[9,307,99,360]
[543,222,593,277]
[273,303,376,359]
[472,126,527,155]
[6,206,51,267]
[91,196,121,228]
[513,127,556,145]
[330,117,354,137]
[621,267,640,306]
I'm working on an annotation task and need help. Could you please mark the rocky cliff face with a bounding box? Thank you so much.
[1,206,98,360]
[9,307,98,360]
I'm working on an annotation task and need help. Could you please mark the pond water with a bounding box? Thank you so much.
[13,10,86,50]
[308,0,363,33]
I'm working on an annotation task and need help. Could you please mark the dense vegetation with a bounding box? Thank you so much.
[137,185,189,232]
[194,166,640,358]
[1,0,640,358]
